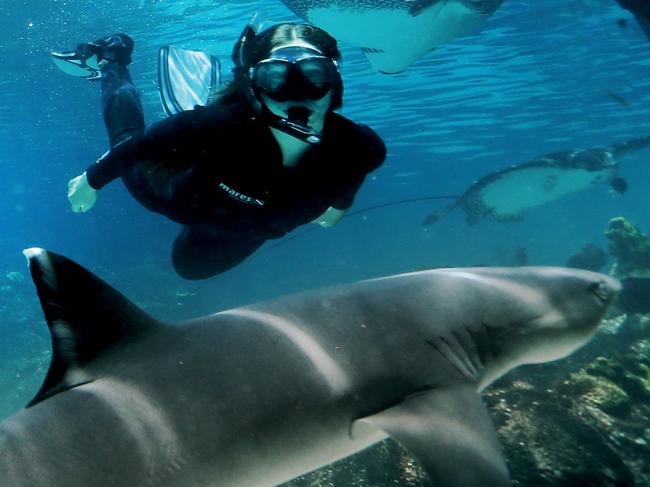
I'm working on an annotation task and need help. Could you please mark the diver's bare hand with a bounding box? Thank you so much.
[311,207,346,227]
[67,172,98,213]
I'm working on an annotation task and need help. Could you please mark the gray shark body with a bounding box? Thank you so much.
[279,0,504,73]
[423,135,650,225]
[0,249,619,486]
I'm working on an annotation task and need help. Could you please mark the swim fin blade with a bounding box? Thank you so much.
[158,45,221,115]
[51,51,102,80]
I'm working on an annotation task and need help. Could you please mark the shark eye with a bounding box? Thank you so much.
[590,281,610,303]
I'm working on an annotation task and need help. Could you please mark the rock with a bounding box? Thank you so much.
[566,243,608,272]
[605,217,650,278]
[485,381,636,487]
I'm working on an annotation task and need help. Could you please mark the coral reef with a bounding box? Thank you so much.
[488,380,636,486]
[490,313,650,486]
[605,217,650,278]
[287,440,429,486]
[604,217,650,313]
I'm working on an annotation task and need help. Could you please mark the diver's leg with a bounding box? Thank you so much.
[96,34,144,147]
[54,34,142,146]
[101,62,145,147]
[171,226,266,280]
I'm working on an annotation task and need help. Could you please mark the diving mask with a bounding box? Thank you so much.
[250,46,340,102]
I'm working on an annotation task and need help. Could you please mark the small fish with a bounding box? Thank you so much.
[602,89,630,107]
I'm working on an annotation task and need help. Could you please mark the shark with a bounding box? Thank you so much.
[423,135,650,225]
[278,0,505,73]
[0,248,619,486]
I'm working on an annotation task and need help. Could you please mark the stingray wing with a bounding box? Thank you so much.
[279,0,504,73]
[424,152,615,225]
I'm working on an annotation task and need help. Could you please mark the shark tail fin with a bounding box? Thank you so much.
[611,134,650,158]
[23,248,161,407]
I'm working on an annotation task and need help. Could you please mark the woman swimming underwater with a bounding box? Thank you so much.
[61,20,386,279]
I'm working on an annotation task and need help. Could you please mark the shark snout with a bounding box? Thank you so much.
[486,269,622,370]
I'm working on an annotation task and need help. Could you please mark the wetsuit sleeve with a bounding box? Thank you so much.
[85,110,205,190]
[331,124,386,210]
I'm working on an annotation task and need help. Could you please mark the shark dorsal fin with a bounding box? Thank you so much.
[23,248,160,407]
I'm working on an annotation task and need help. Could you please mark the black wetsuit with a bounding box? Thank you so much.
[91,64,386,279]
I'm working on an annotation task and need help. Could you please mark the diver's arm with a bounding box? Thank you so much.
[66,116,193,212]
[312,207,346,227]
[67,147,122,212]
[85,110,204,190]
[85,134,142,190]
[312,123,385,226]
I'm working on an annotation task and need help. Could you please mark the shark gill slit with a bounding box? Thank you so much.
[467,322,490,366]
[451,328,481,377]
[438,334,478,380]
[424,338,468,379]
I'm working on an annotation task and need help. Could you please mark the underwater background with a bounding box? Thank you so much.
[1,0,650,484]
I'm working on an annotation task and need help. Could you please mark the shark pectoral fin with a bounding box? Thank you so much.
[353,384,510,487]
[23,248,161,407]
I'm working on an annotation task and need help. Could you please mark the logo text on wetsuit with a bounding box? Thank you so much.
[218,182,265,206]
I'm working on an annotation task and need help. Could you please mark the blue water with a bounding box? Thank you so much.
[0,0,649,422]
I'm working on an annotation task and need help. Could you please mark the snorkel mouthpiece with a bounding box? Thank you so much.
[287,106,311,125]
[260,103,322,144]
[273,113,323,144]
[281,106,321,143]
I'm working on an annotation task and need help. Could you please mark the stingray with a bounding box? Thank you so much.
[279,0,505,73]
[423,135,650,225]
[615,0,650,40]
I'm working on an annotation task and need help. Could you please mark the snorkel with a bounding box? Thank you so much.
[232,11,265,70]
[272,110,324,144]
[233,14,332,144]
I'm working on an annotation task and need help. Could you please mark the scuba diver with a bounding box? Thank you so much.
[55,20,386,280]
